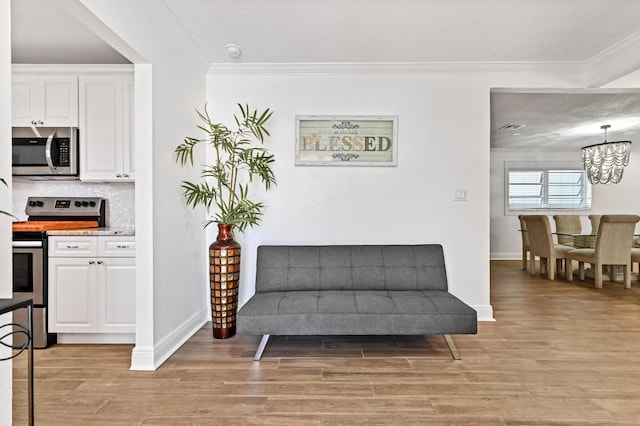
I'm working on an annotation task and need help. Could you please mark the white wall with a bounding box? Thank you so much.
[75,0,209,369]
[0,2,11,423]
[205,64,587,321]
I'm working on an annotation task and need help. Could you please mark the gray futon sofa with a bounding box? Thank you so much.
[237,244,477,360]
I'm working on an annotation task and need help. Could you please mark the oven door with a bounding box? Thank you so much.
[12,241,44,305]
[12,240,54,348]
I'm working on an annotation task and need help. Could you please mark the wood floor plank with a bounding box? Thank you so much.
[12,260,640,424]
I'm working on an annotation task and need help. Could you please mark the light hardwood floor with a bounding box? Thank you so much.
[12,260,640,425]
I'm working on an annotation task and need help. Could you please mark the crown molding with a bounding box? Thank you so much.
[585,30,640,87]
[12,64,135,74]
[208,61,585,77]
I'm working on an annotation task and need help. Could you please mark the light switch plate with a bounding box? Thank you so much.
[455,189,467,201]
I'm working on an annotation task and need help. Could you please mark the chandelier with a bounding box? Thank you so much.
[581,124,632,184]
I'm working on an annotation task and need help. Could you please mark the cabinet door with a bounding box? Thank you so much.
[40,75,79,127]
[11,75,39,126]
[48,258,98,333]
[99,258,136,333]
[79,75,124,181]
[11,75,78,127]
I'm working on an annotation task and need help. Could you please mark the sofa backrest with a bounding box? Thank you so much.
[255,244,448,292]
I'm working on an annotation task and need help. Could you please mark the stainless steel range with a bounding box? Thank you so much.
[12,196,106,348]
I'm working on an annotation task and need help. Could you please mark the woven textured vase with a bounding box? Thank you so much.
[209,223,241,339]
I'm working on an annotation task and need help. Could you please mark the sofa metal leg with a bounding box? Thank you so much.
[254,335,270,361]
[443,335,461,360]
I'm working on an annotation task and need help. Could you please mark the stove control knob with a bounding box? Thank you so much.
[82,201,89,207]
[89,201,96,207]
[36,201,44,207]
[74,201,82,207]
[28,200,36,207]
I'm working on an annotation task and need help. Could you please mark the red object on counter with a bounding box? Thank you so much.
[12,221,100,232]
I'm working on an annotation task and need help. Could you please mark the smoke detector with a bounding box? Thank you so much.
[225,44,242,59]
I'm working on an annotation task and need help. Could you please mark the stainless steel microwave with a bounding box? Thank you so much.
[12,127,79,179]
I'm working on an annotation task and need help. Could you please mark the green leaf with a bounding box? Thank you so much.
[175,103,277,230]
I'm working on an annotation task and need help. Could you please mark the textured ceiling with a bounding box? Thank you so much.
[491,91,640,150]
[161,0,640,63]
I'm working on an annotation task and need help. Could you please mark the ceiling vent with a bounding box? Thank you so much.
[498,124,526,131]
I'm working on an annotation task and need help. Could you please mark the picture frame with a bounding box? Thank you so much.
[295,115,398,166]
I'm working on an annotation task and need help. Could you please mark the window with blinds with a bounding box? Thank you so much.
[507,169,591,211]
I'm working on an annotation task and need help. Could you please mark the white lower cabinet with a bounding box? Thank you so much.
[48,258,98,332]
[48,235,135,342]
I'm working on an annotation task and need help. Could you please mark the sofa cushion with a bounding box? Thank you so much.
[237,289,477,335]
[255,245,449,292]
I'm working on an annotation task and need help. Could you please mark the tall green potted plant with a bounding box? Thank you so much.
[175,104,276,339]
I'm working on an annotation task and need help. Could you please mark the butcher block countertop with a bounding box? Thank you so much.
[12,221,99,232]
[47,226,135,237]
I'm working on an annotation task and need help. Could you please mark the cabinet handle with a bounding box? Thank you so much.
[66,245,80,249]
[123,174,130,178]
[97,260,103,265]
[116,174,122,178]
[89,260,95,264]
[31,120,37,125]
[116,245,130,249]
[38,120,44,125]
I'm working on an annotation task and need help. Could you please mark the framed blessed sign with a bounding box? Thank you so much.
[295,115,398,166]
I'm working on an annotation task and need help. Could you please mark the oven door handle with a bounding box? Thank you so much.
[45,130,57,173]
[12,241,43,248]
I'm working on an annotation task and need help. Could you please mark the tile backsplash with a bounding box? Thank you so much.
[12,180,135,227]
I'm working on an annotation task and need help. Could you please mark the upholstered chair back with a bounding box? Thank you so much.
[594,215,640,264]
[553,215,581,246]
[523,215,554,259]
[588,215,602,234]
[518,215,530,247]
[518,215,531,269]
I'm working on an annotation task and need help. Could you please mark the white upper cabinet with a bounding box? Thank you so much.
[12,74,79,127]
[79,74,135,182]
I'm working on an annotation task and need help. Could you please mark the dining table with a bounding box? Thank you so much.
[554,232,640,282]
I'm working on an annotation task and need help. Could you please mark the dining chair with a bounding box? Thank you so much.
[553,215,582,246]
[631,248,640,274]
[523,215,573,280]
[588,215,602,234]
[566,215,640,289]
[518,215,530,270]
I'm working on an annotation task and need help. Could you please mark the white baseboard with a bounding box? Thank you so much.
[57,333,135,344]
[491,253,521,260]
[473,304,495,322]
[130,309,208,371]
